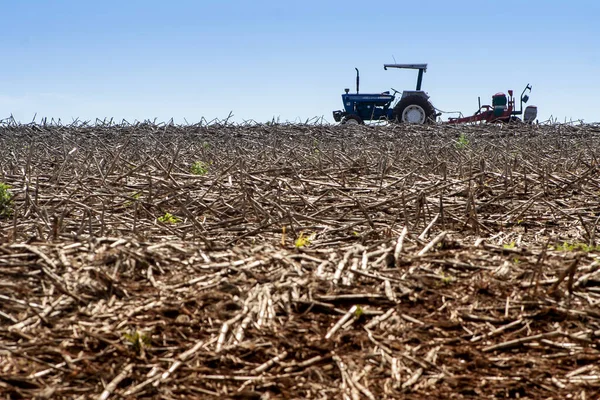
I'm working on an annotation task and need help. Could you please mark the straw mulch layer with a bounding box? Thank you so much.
[1,122,600,399]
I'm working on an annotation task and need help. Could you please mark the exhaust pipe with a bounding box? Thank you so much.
[355,68,360,94]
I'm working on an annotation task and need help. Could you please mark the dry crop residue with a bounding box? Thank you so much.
[1,121,600,399]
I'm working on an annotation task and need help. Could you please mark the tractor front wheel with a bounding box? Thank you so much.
[393,95,435,124]
[342,115,364,125]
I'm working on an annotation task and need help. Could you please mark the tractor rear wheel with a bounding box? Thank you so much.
[342,115,364,125]
[393,95,435,124]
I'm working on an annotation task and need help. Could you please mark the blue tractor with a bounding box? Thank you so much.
[332,64,437,125]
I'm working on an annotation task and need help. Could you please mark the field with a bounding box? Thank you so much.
[1,121,600,399]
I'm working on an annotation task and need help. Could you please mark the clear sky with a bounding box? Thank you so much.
[1,0,598,124]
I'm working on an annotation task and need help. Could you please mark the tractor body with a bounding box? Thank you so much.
[332,64,437,124]
[332,92,395,123]
[447,85,538,124]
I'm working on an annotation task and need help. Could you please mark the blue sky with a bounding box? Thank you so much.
[1,0,598,124]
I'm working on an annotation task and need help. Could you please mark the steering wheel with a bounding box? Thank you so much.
[390,88,401,96]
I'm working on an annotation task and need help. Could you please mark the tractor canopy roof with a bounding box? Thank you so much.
[383,64,427,71]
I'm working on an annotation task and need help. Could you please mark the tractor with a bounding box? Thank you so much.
[447,85,538,124]
[332,64,437,125]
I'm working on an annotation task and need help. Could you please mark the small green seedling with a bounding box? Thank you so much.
[295,232,315,248]
[354,305,364,318]
[191,161,209,176]
[552,242,600,252]
[123,330,151,354]
[0,183,13,218]
[124,192,141,207]
[312,139,321,154]
[503,242,516,249]
[456,133,470,149]
[440,273,454,285]
[158,212,181,224]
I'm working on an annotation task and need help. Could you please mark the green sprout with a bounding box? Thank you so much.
[503,242,516,249]
[552,242,600,252]
[440,273,454,285]
[123,330,151,354]
[354,306,364,318]
[158,212,181,224]
[0,183,13,218]
[191,161,209,176]
[312,139,320,154]
[124,192,141,207]
[295,232,315,248]
[456,133,470,149]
